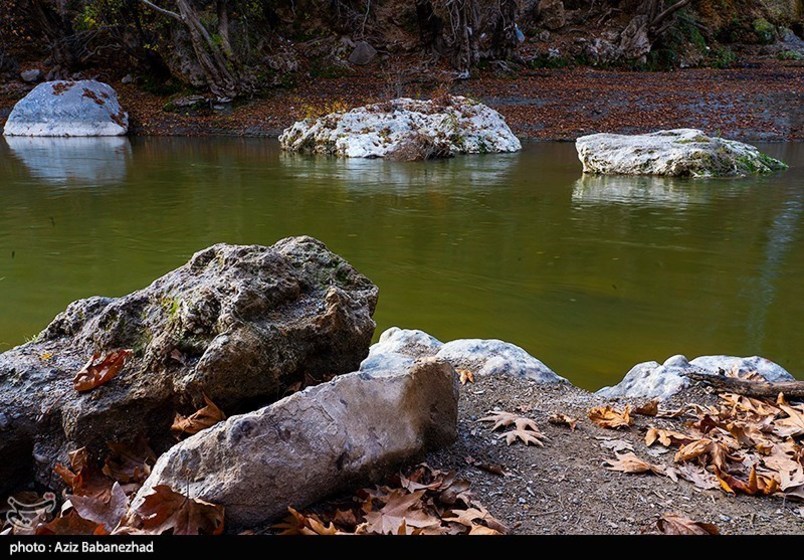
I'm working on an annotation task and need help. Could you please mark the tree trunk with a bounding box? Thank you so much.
[216,0,233,58]
[683,371,804,399]
[141,0,246,98]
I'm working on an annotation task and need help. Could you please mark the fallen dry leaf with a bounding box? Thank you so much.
[548,412,577,431]
[273,507,339,535]
[363,489,440,534]
[477,411,526,431]
[69,482,128,533]
[635,400,659,416]
[774,405,804,438]
[172,394,226,438]
[442,506,508,534]
[715,466,780,496]
[675,463,720,490]
[656,513,719,535]
[673,438,731,470]
[457,369,475,385]
[35,511,108,536]
[597,437,634,453]
[604,452,667,477]
[645,427,695,448]
[102,437,156,485]
[124,485,224,535]
[73,350,132,393]
[588,405,633,429]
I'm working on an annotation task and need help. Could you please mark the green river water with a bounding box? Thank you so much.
[0,137,801,389]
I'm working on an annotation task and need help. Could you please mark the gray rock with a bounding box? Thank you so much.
[20,69,42,83]
[689,355,793,383]
[133,357,459,527]
[359,327,443,376]
[597,354,793,400]
[121,74,134,85]
[436,339,565,383]
[576,129,787,177]
[538,0,566,31]
[360,327,565,383]
[348,41,377,66]
[0,237,378,495]
[3,80,128,137]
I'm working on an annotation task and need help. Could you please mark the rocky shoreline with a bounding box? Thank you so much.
[1,237,801,534]
[1,62,803,142]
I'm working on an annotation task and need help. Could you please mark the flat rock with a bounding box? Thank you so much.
[4,80,128,137]
[597,354,794,400]
[279,95,521,158]
[133,357,459,527]
[576,129,787,177]
[0,236,378,495]
[359,327,565,383]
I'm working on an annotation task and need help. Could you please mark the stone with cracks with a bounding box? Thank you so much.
[133,357,459,527]
[279,96,521,159]
[597,354,794,400]
[576,129,787,177]
[0,237,378,495]
[3,80,128,137]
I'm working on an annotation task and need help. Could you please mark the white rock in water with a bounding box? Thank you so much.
[597,354,793,400]
[360,327,565,383]
[576,129,787,177]
[4,80,128,137]
[279,96,521,158]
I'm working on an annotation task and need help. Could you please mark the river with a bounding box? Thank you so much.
[0,137,801,389]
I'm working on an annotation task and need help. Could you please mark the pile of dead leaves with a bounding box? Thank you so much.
[274,464,507,535]
[599,389,804,508]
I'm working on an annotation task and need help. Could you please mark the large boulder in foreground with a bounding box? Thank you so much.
[360,326,566,383]
[3,80,128,137]
[597,354,794,400]
[279,96,521,159]
[134,357,459,527]
[576,129,787,177]
[0,237,377,495]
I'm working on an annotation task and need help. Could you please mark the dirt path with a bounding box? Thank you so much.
[424,376,803,535]
[1,61,802,142]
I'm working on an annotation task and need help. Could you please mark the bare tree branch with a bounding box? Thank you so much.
[651,0,691,28]
[140,0,182,22]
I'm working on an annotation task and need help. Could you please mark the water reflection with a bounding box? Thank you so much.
[279,151,520,192]
[572,174,705,207]
[3,136,131,186]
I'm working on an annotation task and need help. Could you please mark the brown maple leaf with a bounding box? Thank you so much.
[656,513,719,535]
[70,481,129,533]
[645,427,695,448]
[102,436,156,485]
[363,489,441,535]
[675,463,720,490]
[171,394,226,438]
[715,466,780,496]
[604,452,666,476]
[35,511,107,536]
[442,506,508,534]
[273,507,339,535]
[457,369,475,385]
[673,438,731,470]
[774,405,804,438]
[548,412,577,431]
[477,410,525,431]
[73,349,132,393]
[124,485,224,535]
[499,419,548,447]
[634,400,659,417]
[588,405,632,429]
[53,447,113,499]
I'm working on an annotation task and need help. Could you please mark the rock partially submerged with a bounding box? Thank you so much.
[134,357,459,527]
[0,237,377,494]
[279,96,521,159]
[360,327,566,383]
[597,354,794,400]
[4,80,128,137]
[576,129,787,177]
